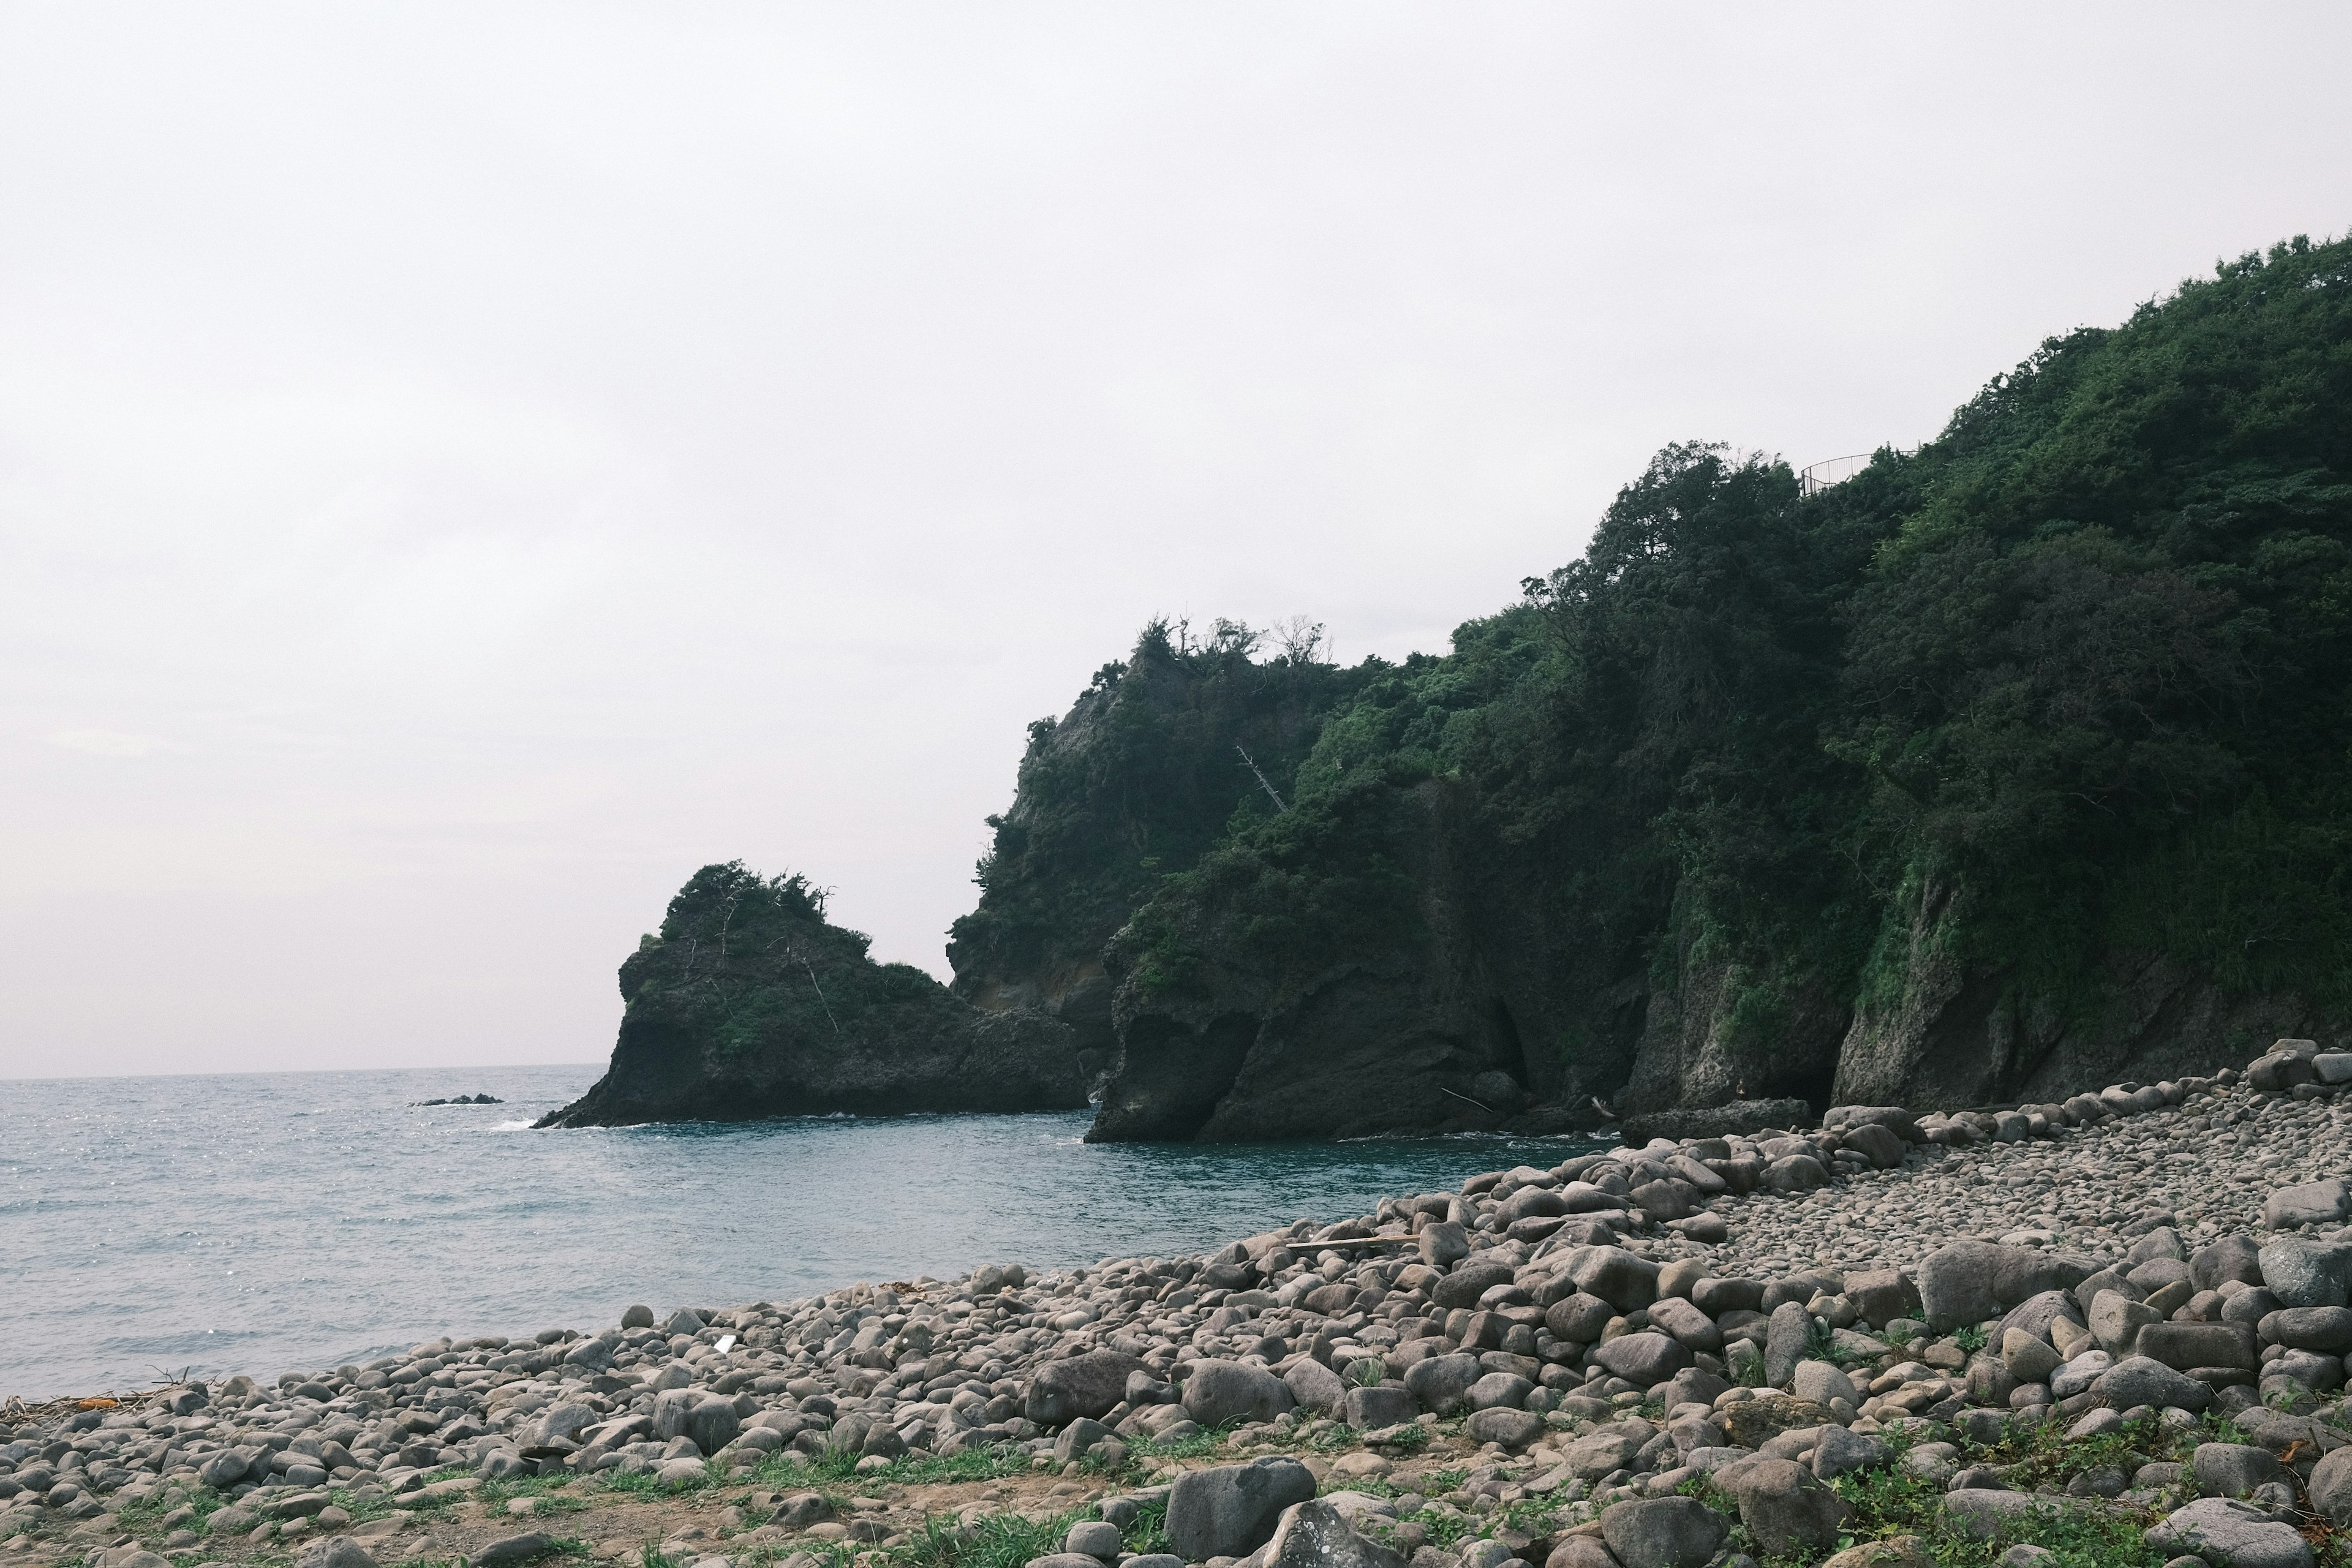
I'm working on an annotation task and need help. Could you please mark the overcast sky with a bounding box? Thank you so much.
[4,4,2347,1079]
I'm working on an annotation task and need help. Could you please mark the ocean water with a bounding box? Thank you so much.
[1,1065,1599,1401]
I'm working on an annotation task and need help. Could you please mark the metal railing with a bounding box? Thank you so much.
[1798,446,1920,496]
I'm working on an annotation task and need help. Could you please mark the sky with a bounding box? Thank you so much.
[4,4,2348,1079]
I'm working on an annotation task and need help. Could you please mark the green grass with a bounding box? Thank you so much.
[1953,1325,1988,1356]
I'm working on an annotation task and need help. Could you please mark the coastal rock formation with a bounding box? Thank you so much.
[539,863,1082,1128]
[20,1035,2352,1568]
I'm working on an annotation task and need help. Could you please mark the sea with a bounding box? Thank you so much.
[1,1065,1599,1401]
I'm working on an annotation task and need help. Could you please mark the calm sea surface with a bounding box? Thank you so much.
[1,1065,1598,1400]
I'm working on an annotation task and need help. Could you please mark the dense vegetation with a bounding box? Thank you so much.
[957,233,2352,1118]
[946,617,1374,1005]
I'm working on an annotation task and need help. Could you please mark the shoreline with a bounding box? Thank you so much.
[8,1038,2352,1568]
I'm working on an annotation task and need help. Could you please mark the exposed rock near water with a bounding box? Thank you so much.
[540,863,1082,1129]
[19,1036,2352,1568]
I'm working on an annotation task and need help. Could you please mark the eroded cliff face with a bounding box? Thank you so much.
[1087,782,1631,1142]
[1830,886,2324,1110]
[540,864,1084,1129]
[1080,791,2339,1142]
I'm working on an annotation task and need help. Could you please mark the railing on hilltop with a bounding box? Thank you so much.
[1798,445,1920,497]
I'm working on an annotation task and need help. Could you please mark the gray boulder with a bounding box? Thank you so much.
[473,1536,556,1568]
[2138,1321,2258,1371]
[2195,1235,2266,1291]
[2264,1180,2350,1231]
[2256,1238,2352,1309]
[1030,1351,1148,1427]
[1572,1247,1662,1312]
[2092,1356,2212,1412]
[1434,1262,1519,1310]
[1844,1270,1922,1326]
[1183,1360,1294,1427]
[1465,1408,1545,1449]
[2146,1498,2314,1568]
[1403,1353,1484,1415]
[2266,1306,2352,1351]
[1283,1358,1347,1415]
[1810,1425,1888,1481]
[1597,1497,1728,1568]
[1264,1501,1408,1568]
[1166,1458,1319,1561]
[1065,1521,1125,1561]
[1343,1386,1417,1431]
[1763,1302,1812,1387]
[295,1543,379,1568]
[2306,1446,2352,1526]
[2194,1444,2287,1498]
[1723,1457,1850,1555]
[1468,1373,1532,1411]
[1591,1332,1690,1387]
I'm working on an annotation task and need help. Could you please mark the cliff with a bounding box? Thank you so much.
[540,863,1083,1128]
[946,618,1369,1086]
[959,233,2352,1139]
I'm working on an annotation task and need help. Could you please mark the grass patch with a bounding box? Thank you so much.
[1953,1325,1989,1356]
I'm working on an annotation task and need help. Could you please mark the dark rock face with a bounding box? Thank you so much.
[1088,782,1629,1143]
[1830,887,2323,1108]
[539,863,1083,1129]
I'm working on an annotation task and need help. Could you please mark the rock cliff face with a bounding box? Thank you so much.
[946,620,1365,1091]
[1088,782,1629,1141]
[540,863,1083,1129]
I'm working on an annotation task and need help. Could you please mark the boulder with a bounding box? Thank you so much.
[1844,1270,1921,1326]
[1791,1360,1858,1409]
[2145,1498,2314,1568]
[2092,1356,2212,1412]
[1434,1262,1520,1310]
[1263,1500,1408,1568]
[1918,1242,2006,1332]
[1343,1386,1417,1431]
[2137,1321,2258,1371]
[2306,1446,2352,1526]
[1283,1359,1347,1415]
[1591,1332,1690,1387]
[2193,1444,2287,1498]
[1165,1458,1319,1561]
[2194,1235,2266,1291]
[1597,1497,1728,1568]
[1467,1373,1532,1411]
[1562,1426,1649,1480]
[1763,1302,1812,1387]
[1810,1425,1888,1481]
[1182,1360,1294,1427]
[1029,1351,1148,1427]
[2264,1181,2351,1230]
[1464,1408,1545,1449]
[1721,1457,1850,1556]
[1572,1248,1662,1313]
[2262,1306,2352,1352]
[1403,1354,1484,1415]
[2256,1238,2352,1309]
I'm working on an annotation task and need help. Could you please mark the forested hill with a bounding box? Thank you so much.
[952,233,2352,1141]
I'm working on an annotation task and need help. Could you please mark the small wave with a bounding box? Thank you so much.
[486,1120,535,1133]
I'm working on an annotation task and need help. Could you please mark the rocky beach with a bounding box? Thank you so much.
[13,1039,2352,1568]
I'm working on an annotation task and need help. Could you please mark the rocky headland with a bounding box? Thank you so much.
[540,865,1082,1129]
[19,1036,2352,1568]
[933,236,2352,1144]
